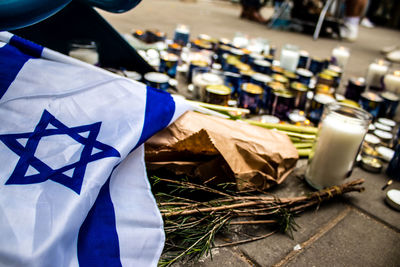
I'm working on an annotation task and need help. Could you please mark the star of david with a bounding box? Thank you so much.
[0,110,120,194]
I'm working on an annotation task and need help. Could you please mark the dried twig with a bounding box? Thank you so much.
[215,231,278,248]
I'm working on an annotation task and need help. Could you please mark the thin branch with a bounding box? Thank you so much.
[229,220,277,225]
[215,231,277,248]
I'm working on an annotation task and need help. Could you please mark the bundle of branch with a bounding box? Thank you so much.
[244,120,319,157]
[153,176,364,266]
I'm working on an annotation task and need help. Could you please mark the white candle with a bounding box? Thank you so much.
[280,49,300,72]
[306,104,370,189]
[384,71,400,94]
[331,46,350,69]
[69,48,99,65]
[366,60,389,88]
[193,72,224,101]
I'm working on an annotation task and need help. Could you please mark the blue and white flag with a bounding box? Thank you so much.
[0,32,190,266]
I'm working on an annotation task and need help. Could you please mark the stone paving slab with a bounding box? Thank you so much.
[344,166,400,231]
[235,200,348,266]
[174,246,251,267]
[284,209,400,267]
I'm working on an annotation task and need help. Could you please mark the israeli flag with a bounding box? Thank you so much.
[0,32,190,266]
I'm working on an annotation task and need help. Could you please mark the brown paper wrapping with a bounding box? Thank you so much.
[145,111,298,191]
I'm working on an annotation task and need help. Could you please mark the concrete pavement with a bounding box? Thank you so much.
[100,1,400,266]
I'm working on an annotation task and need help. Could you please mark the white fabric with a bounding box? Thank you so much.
[0,32,190,266]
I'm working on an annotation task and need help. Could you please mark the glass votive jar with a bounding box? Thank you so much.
[344,77,366,102]
[159,52,179,78]
[305,103,372,189]
[280,44,300,72]
[359,91,384,119]
[309,57,324,75]
[269,90,295,120]
[331,46,350,69]
[297,50,310,69]
[386,144,400,180]
[173,24,190,46]
[205,85,231,106]
[193,69,224,101]
[379,91,399,119]
[238,83,263,115]
[68,40,99,65]
[365,59,390,91]
[383,70,400,94]
[144,72,170,91]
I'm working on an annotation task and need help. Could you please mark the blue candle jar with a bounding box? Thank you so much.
[379,91,400,119]
[359,91,384,119]
[238,83,263,115]
[296,68,313,87]
[173,24,190,46]
[224,71,242,96]
[205,85,231,106]
[290,82,308,110]
[252,59,272,75]
[298,50,309,69]
[345,77,366,102]
[309,58,324,75]
[265,81,285,111]
[269,90,295,120]
[159,53,179,78]
[307,93,336,125]
[272,74,289,88]
[144,72,170,91]
[283,70,298,83]
[386,144,400,180]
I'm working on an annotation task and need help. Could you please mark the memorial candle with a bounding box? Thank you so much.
[305,103,371,189]
[69,41,99,65]
[384,71,400,94]
[366,60,389,90]
[331,46,350,69]
[280,44,300,72]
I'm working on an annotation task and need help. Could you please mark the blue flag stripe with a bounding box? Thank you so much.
[134,86,176,149]
[77,176,122,267]
[9,35,43,58]
[0,44,34,99]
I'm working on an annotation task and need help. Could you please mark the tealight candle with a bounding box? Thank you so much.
[331,46,350,69]
[366,60,389,90]
[384,71,400,94]
[280,44,300,72]
[306,103,371,189]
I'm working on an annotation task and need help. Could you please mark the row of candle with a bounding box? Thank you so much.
[125,28,400,126]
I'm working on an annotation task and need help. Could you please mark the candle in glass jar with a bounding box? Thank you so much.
[384,71,400,94]
[280,45,300,72]
[366,60,389,89]
[306,103,371,189]
[331,46,350,69]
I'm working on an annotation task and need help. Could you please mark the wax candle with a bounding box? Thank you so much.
[280,44,300,72]
[331,46,350,69]
[366,60,389,89]
[193,72,224,101]
[359,91,383,119]
[174,24,190,46]
[144,72,170,91]
[384,71,400,94]
[306,103,371,189]
[69,41,99,65]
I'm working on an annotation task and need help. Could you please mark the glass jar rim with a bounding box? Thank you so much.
[326,102,372,125]
[69,40,97,50]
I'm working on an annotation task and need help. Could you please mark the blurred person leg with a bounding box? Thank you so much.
[341,0,367,41]
[240,0,267,23]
